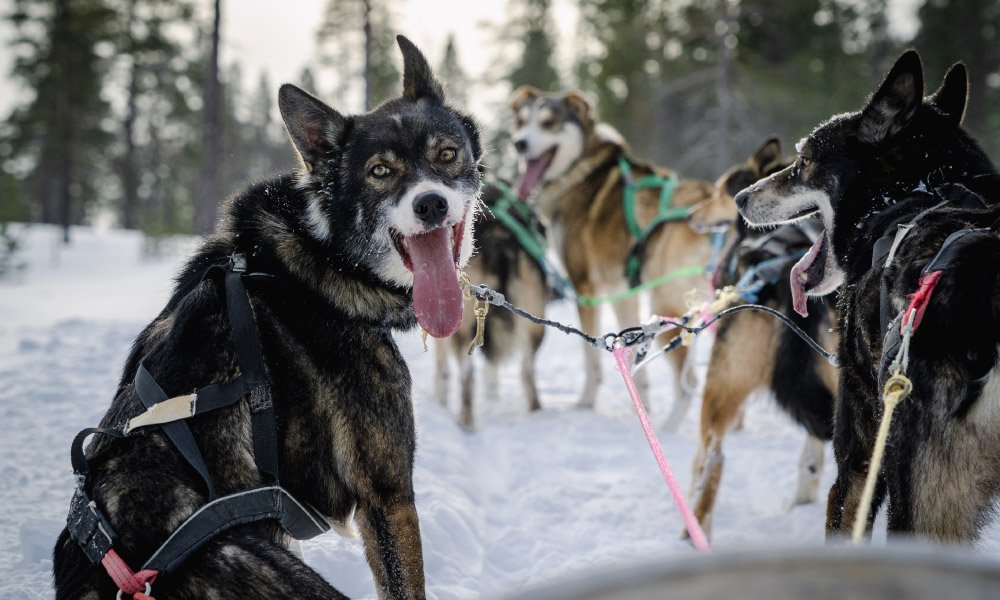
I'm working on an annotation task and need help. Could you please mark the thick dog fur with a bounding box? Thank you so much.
[510,87,734,427]
[736,51,1000,542]
[435,183,548,430]
[53,36,482,599]
[689,139,838,538]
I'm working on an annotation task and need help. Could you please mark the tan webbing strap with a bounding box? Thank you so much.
[124,394,196,434]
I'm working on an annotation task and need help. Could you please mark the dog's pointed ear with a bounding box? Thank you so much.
[510,85,541,111]
[930,62,968,124]
[278,84,346,171]
[750,137,782,174]
[859,50,924,144]
[563,91,592,124]
[397,35,445,103]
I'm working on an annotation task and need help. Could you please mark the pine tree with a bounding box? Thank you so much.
[115,0,194,230]
[315,0,399,111]
[6,0,116,242]
[506,0,561,91]
[914,0,1000,158]
[248,71,294,176]
[193,0,222,235]
[297,66,319,96]
[438,35,470,107]
[575,0,667,163]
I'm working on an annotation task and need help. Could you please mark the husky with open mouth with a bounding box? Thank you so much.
[509,86,735,427]
[53,36,481,599]
[736,51,1000,542]
[690,138,837,539]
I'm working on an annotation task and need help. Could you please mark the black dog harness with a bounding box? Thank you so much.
[871,185,991,385]
[65,254,330,599]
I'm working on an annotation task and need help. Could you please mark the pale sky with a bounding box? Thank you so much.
[0,0,921,122]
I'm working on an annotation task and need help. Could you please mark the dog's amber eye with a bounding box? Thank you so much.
[541,119,556,129]
[370,164,393,178]
[438,148,457,163]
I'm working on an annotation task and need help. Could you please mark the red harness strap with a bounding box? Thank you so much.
[901,270,943,333]
[101,549,158,599]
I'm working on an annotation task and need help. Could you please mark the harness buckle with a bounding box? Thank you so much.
[230,253,247,273]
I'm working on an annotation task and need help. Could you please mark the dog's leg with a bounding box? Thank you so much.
[434,339,450,407]
[577,302,603,408]
[687,314,771,539]
[732,405,746,431]
[826,376,884,541]
[661,341,691,431]
[458,352,476,431]
[791,435,826,507]
[356,497,425,600]
[612,295,650,406]
[483,360,500,403]
[522,324,545,412]
[826,468,882,541]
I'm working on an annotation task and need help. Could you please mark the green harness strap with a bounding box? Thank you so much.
[618,156,691,283]
[492,185,548,267]
[619,156,687,238]
[488,175,706,308]
[577,265,705,308]
[491,184,577,300]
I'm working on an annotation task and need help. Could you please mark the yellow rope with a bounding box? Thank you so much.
[851,372,913,543]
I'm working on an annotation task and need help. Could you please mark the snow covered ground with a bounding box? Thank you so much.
[0,224,996,599]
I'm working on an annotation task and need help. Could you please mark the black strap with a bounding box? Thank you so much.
[921,228,991,275]
[141,486,330,574]
[135,364,218,500]
[66,485,119,564]
[70,427,124,478]
[226,258,280,483]
[191,376,251,416]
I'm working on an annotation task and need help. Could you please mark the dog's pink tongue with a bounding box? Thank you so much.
[789,233,825,318]
[406,228,462,338]
[516,156,549,200]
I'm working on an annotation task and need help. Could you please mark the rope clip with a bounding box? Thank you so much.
[467,296,489,355]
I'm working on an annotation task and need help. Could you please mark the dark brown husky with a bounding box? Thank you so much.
[53,37,481,599]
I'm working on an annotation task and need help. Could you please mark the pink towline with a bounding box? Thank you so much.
[611,346,711,554]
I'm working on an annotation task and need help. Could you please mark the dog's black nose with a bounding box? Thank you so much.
[514,139,528,154]
[413,192,449,225]
[734,190,749,211]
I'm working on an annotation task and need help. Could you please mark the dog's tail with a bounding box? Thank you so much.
[770,293,835,440]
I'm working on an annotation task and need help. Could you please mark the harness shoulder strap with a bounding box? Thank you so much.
[135,365,218,500]
[225,257,280,483]
[141,486,330,575]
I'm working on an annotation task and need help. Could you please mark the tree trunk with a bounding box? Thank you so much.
[121,0,141,230]
[363,0,373,110]
[53,0,73,243]
[194,0,222,235]
[714,0,736,177]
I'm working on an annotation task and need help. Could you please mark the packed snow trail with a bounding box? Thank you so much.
[4,225,995,599]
